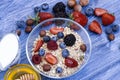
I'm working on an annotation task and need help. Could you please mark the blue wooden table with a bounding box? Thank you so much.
[0,0,120,80]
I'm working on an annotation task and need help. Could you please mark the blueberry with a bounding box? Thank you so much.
[62,49,69,58]
[43,36,51,42]
[56,67,63,73]
[57,32,64,38]
[41,3,49,10]
[105,27,113,34]
[39,49,45,56]
[85,7,94,16]
[59,42,66,49]
[34,6,41,13]
[112,24,119,32]
[16,20,25,28]
[51,36,58,41]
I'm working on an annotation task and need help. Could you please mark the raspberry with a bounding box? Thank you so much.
[32,54,41,65]
[64,34,76,46]
[47,40,58,50]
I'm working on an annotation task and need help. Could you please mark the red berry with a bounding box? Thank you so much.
[47,40,58,50]
[94,8,107,16]
[32,54,41,65]
[89,20,102,34]
[65,57,78,68]
[45,53,58,65]
[34,40,44,52]
[102,13,115,26]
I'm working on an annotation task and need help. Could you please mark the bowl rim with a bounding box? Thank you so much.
[26,18,92,79]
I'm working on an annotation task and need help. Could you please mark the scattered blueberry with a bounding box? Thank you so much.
[85,7,94,16]
[59,42,66,49]
[51,36,58,41]
[16,20,25,28]
[112,24,119,32]
[62,49,69,58]
[105,27,113,34]
[41,3,49,10]
[56,67,63,73]
[43,36,51,42]
[34,6,41,13]
[39,49,45,56]
[57,32,64,38]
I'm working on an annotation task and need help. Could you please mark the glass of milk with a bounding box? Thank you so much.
[0,33,20,71]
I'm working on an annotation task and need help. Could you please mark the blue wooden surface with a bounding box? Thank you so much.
[0,0,120,80]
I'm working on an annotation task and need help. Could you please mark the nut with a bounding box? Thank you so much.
[108,34,115,41]
[67,0,76,8]
[80,0,89,6]
[25,26,33,33]
[39,30,46,37]
[74,4,82,12]
[16,29,21,36]
[26,19,34,26]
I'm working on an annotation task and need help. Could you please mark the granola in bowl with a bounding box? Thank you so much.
[31,27,86,77]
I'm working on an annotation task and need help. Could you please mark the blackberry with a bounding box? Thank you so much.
[53,2,66,13]
[64,34,76,46]
[54,12,68,18]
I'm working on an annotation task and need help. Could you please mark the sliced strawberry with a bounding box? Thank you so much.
[45,53,58,65]
[71,11,88,27]
[38,12,54,22]
[94,8,107,16]
[89,20,102,34]
[34,40,44,52]
[50,27,64,35]
[102,13,115,26]
[65,57,78,68]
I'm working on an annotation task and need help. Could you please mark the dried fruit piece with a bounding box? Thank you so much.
[47,40,58,50]
[34,40,44,52]
[39,30,46,37]
[43,64,51,71]
[102,13,115,26]
[80,44,86,52]
[50,27,64,35]
[89,20,102,34]
[65,57,78,68]
[45,53,58,65]
[32,54,41,65]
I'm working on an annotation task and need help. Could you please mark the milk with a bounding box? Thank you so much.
[0,34,19,71]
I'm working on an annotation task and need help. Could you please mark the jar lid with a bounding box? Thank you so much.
[4,64,41,80]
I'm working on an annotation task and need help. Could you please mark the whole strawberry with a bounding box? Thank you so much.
[89,20,102,34]
[71,11,88,27]
[38,12,53,22]
[102,13,115,26]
